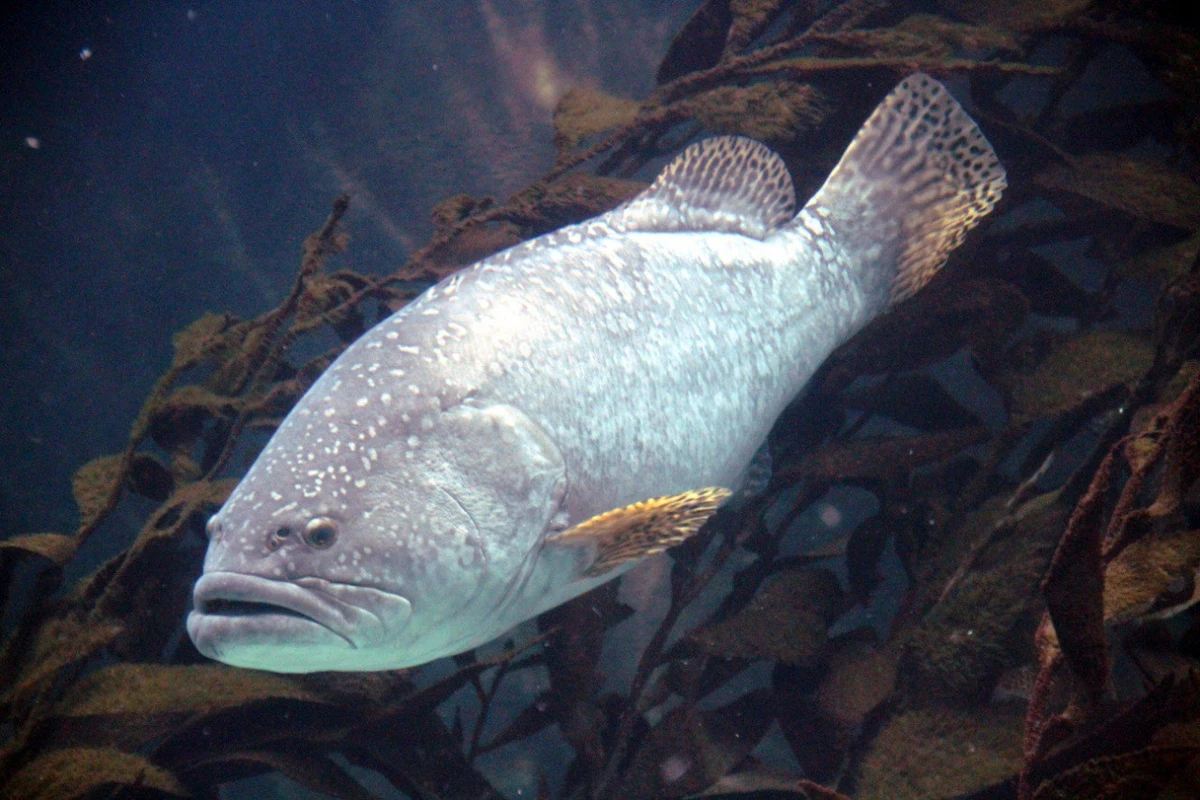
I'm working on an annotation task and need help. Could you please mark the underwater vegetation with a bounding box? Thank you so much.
[3,0,1200,797]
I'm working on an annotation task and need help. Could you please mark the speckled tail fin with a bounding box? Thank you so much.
[546,487,732,577]
[803,73,1006,303]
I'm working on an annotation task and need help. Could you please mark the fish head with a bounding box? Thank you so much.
[187,368,567,672]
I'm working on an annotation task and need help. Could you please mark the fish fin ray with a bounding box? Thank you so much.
[606,137,795,240]
[546,487,731,577]
[802,72,1006,304]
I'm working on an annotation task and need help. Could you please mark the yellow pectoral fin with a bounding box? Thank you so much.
[547,487,732,577]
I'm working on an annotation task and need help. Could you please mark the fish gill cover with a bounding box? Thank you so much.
[2,0,1200,798]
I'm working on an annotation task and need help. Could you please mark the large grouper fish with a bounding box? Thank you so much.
[188,74,1005,672]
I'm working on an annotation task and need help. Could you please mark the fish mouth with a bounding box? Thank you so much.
[187,572,412,671]
[190,572,358,644]
[199,597,314,621]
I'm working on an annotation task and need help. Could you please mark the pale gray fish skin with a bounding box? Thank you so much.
[187,74,1005,672]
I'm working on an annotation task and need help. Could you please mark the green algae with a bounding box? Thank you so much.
[1011,331,1155,420]
[854,705,1025,799]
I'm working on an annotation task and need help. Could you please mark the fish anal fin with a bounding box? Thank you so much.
[607,137,796,240]
[547,487,732,577]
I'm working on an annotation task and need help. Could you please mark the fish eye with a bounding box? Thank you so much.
[205,517,222,540]
[303,517,338,549]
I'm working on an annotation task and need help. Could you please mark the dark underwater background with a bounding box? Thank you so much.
[3,1,1200,798]
[0,0,686,538]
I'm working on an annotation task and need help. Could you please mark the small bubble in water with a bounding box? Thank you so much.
[660,754,690,783]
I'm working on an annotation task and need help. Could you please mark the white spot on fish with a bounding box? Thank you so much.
[356,397,369,408]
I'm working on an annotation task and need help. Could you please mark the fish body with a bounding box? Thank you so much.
[187,74,1005,672]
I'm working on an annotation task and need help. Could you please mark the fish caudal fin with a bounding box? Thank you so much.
[546,487,732,577]
[804,73,1006,304]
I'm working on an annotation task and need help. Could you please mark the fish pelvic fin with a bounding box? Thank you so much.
[803,72,1006,304]
[546,487,732,577]
[606,137,796,240]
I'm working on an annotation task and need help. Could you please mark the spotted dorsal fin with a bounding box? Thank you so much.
[546,487,732,577]
[605,137,796,240]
